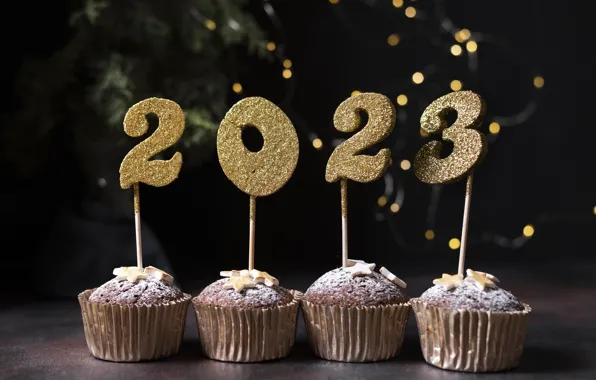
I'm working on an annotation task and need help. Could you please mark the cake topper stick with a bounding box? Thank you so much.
[217,97,299,271]
[458,173,473,275]
[119,97,185,269]
[413,90,487,275]
[326,93,396,268]
[249,195,256,270]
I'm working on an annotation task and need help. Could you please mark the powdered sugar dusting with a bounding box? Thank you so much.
[419,282,524,312]
[305,268,409,307]
[89,277,184,306]
[194,279,293,309]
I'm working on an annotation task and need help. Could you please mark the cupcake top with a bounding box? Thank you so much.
[193,269,294,309]
[419,269,524,312]
[89,266,185,306]
[305,260,409,308]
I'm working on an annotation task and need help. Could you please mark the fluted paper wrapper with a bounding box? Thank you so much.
[78,289,191,362]
[193,291,301,362]
[411,299,531,372]
[301,299,411,362]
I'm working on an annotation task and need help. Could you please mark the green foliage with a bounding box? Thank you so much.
[6,0,269,174]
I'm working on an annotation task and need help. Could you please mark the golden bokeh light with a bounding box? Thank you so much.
[205,19,217,31]
[351,90,361,97]
[283,59,292,69]
[329,0,340,4]
[266,41,276,51]
[449,238,461,250]
[390,203,400,213]
[450,44,463,56]
[425,230,435,240]
[282,69,292,79]
[459,29,471,41]
[420,128,429,137]
[392,0,404,8]
[450,80,463,91]
[412,72,424,84]
[400,159,411,171]
[523,225,535,237]
[377,196,388,207]
[466,41,478,53]
[397,94,408,106]
[533,76,545,88]
[405,6,416,18]
[232,83,243,94]
[489,122,501,134]
[312,138,323,150]
[387,34,400,46]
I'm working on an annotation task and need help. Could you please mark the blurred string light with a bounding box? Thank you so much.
[322,0,564,253]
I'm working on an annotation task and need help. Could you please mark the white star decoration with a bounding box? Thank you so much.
[432,273,464,290]
[113,266,174,283]
[379,266,407,288]
[344,260,375,278]
[219,268,279,291]
[465,269,498,291]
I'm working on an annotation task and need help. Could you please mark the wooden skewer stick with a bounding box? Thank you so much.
[249,195,256,271]
[133,183,143,269]
[458,173,474,275]
[341,179,348,268]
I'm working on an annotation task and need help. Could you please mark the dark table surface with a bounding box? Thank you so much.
[1,262,595,380]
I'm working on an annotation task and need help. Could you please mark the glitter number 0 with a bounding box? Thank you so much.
[217,97,299,196]
[119,98,185,189]
[414,91,487,184]
[325,93,396,183]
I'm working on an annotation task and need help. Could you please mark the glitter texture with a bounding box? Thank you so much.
[120,97,185,189]
[414,91,487,184]
[217,97,299,197]
[326,93,395,183]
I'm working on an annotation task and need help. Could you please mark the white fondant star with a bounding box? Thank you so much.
[144,266,174,283]
[220,269,249,278]
[113,267,147,282]
[249,269,279,286]
[344,261,375,278]
[465,269,498,291]
[432,273,464,290]
[379,266,407,288]
[223,275,257,292]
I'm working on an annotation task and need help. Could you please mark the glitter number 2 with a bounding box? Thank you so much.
[217,97,299,196]
[119,98,185,189]
[325,93,396,183]
[414,91,487,184]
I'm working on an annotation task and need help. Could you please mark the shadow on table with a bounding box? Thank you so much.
[516,345,587,373]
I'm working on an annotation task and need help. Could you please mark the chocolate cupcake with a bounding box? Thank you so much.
[79,266,191,362]
[411,269,531,372]
[193,269,300,362]
[302,260,411,362]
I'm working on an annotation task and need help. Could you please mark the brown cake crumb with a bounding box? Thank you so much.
[419,283,524,312]
[89,277,184,306]
[304,268,409,308]
[193,279,294,309]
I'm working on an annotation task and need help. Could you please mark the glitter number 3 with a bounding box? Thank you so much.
[119,98,185,189]
[217,97,299,196]
[414,91,487,184]
[325,93,396,183]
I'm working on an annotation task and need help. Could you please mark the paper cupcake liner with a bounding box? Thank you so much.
[193,291,301,362]
[78,289,191,362]
[301,299,411,362]
[411,299,531,372]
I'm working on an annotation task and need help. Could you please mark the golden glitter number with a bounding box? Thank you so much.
[217,97,299,197]
[325,93,396,183]
[119,98,185,189]
[414,91,487,184]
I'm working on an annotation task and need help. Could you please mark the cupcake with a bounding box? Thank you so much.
[79,266,191,362]
[193,269,300,362]
[302,260,411,362]
[411,269,531,372]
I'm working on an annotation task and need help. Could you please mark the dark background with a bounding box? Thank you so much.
[0,0,594,300]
